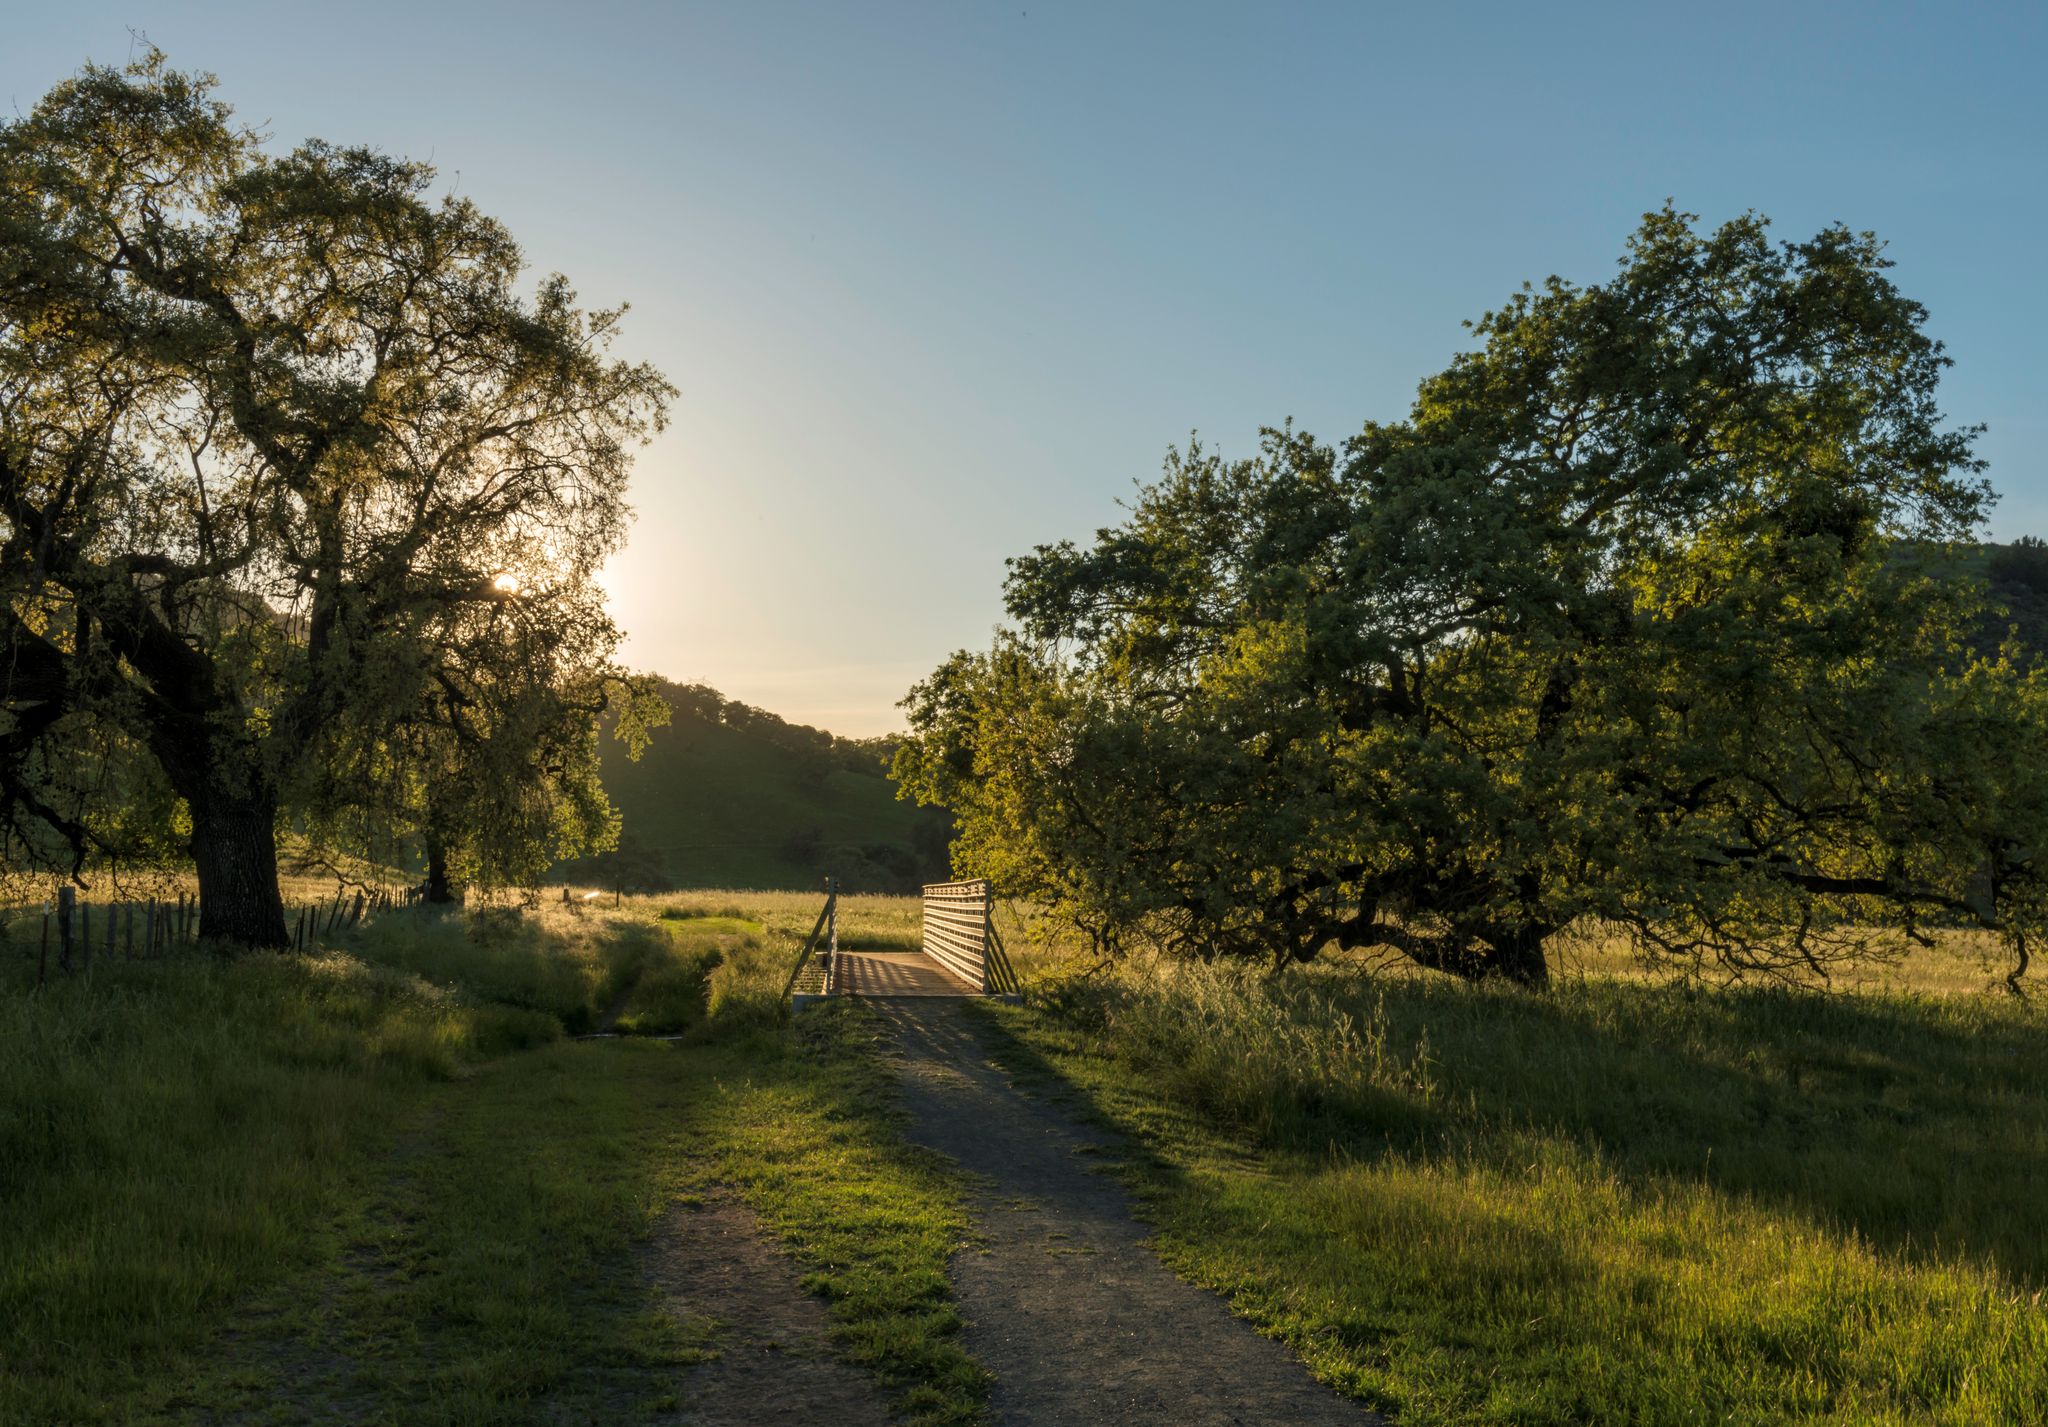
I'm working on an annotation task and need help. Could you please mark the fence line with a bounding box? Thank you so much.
[12,882,420,986]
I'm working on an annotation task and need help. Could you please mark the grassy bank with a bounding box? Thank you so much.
[0,894,980,1426]
[979,946,2048,1425]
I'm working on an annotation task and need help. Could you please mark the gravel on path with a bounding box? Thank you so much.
[871,998,1380,1427]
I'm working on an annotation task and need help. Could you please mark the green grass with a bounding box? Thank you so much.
[175,1036,708,1426]
[331,906,613,1030]
[16,884,2043,1425]
[688,1003,988,1422]
[0,895,983,1426]
[976,952,2048,1425]
[610,917,742,1033]
[0,948,543,1423]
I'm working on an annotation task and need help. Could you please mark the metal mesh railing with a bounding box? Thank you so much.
[921,879,1019,995]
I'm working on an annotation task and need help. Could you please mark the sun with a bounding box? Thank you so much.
[493,573,521,594]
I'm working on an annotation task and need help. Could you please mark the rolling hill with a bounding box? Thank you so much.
[1977,538,2048,661]
[558,677,953,894]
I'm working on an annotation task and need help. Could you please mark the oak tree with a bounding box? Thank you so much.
[897,209,2048,985]
[0,55,672,942]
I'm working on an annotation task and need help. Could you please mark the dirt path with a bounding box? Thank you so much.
[642,1197,893,1427]
[871,999,1380,1427]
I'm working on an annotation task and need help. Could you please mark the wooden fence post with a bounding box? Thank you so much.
[38,901,49,986]
[144,900,157,958]
[104,900,116,963]
[81,899,92,973]
[124,902,135,959]
[57,886,74,974]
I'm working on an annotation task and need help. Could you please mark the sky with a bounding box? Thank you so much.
[9,2,2046,734]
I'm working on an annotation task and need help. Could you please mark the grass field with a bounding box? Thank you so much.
[5,891,2045,1424]
[983,931,2048,1425]
[0,892,981,1427]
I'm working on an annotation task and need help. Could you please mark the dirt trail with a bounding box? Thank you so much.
[643,1197,892,1427]
[872,998,1379,1427]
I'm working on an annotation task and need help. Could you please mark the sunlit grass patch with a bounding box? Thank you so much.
[1156,1137,2048,1424]
[687,1003,987,1425]
[610,917,757,1034]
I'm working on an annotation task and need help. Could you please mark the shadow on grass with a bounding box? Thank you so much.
[955,978,2048,1424]
[1004,971,2048,1291]
[194,1037,706,1427]
[1398,982,2048,1289]
[345,908,606,1032]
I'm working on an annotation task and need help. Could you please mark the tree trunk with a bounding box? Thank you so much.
[1358,919,1553,987]
[191,786,288,947]
[1479,924,1551,987]
[425,834,457,904]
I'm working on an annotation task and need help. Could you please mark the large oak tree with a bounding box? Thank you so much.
[0,55,672,942]
[896,209,2048,986]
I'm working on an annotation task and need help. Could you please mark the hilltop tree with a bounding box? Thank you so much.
[0,54,672,943]
[897,208,2048,985]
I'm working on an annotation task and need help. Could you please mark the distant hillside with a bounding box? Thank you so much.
[559,678,952,894]
[1978,538,2048,663]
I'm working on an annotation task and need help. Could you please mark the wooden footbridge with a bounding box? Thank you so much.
[785,878,1021,1007]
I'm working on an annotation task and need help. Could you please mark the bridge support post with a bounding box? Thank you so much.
[825,876,838,994]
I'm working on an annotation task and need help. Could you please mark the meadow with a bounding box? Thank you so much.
[985,925,2048,1425]
[0,890,979,1426]
[2,890,2044,1424]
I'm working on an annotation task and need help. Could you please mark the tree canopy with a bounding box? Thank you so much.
[0,54,672,939]
[895,208,2048,987]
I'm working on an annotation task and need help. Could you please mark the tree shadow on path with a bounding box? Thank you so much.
[865,997,1380,1427]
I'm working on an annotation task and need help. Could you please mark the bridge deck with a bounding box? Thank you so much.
[835,950,979,998]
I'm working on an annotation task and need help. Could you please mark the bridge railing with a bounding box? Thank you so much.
[921,878,1020,995]
[781,877,838,1004]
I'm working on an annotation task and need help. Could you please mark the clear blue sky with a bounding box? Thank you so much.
[11,2,2045,733]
